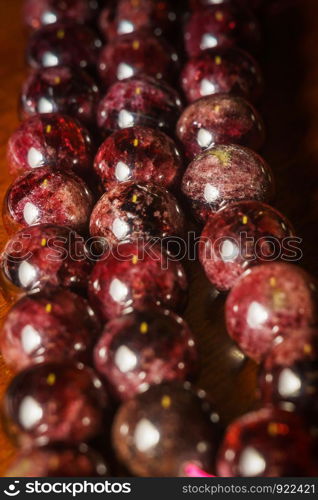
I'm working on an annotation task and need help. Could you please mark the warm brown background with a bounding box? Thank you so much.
[0,0,318,476]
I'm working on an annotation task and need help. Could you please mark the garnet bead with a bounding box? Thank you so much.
[27,22,102,71]
[97,76,182,135]
[112,382,221,477]
[5,445,109,477]
[225,263,318,362]
[1,288,101,370]
[89,182,185,244]
[199,201,294,291]
[20,66,100,127]
[181,47,263,103]
[94,309,197,400]
[0,224,92,298]
[217,407,315,477]
[88,241,188,320]
[184,4,261,58]
[98,32,179,87]
[181,144,274,221]
[7,114,93,178]
[176,94,265,160]
[3,363,108,446]
[94,126,182,189]
[3,167,94,234]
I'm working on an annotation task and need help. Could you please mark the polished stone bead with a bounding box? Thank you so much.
[89,182,185,244]
[112,382,221,476]
[184,5,261,58]
[20,66,100,127]
[199,201,294,291]
[181,144,274,221]
[97,76,182,135]
[94,126,182,189]
[7,114,93,178]
[181,47,263,103]
[1,288,101,370]
[217,407,315,477]
[88,241,188,320]
[3,363,108,446]
[176,94,265,160]
[225,263,318,362]
[94,309,197,400]
[27,22,102,71]
[3,167,94,234]
[98,32,179,87]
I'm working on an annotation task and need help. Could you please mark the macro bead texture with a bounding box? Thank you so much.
[94,309,198,400]
[112,382,221,477]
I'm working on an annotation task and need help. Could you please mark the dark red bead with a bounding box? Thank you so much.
[112,382,221,477]
[3,363,108,446]
[27,22,102,71]
[94,309,197,400]
[184,5,261,58]
[1,288,101,370]
[181,47,263,103]
[190,0,263,11]
[97,76,182,135]
[3,167,94,234]
[88,241,188,320]
[176,94,265,160]
[199,201,294,291]
[182,145,274,221]
[98,32,179,87]
[225,263,318,362]
[0,224,92,298]
[20,66,100,127]
[7,114,93,178]
[89,182,185,244]
[94,126,182,189]
[23,0,101,30]
[217,408,315,477]
[5,444,109,477]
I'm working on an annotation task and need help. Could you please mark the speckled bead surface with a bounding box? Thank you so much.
[112,382,221,477]
[225,263,318,362]
[181,145,274,221]
[94,126,182,189]
[176,94,265,160]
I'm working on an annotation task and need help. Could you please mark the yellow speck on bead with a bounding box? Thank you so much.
[270,277,277,287]
[54,76,61,84]
[132,40,140,50]
[215,10,224,21]
[161,395,171,409]
[57,29,65,39]
[214,105,220,113]
[132,0,140,6]
[132,255,138,264]
[267,423,279,436]
[46,125,52,133]
[242,215,248,224]
[140,322,148,334]
[42,179,48,187]
[47,373,56,386]
[132,194,138,203]
[135,87,141,95]
[133,138,139,147]
[41,238,47,247]
[45,303,52,313]
[215,55,222,65]
[304,344,312,354]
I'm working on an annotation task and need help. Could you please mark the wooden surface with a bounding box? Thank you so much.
[1,0,318,476]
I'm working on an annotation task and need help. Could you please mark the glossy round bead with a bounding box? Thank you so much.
[20,66,100,127]
[0,224,92,298]
[3,167,94,234]
[27,22,102,71]
[181,47,263,103]
[98,32,179,87]
[184,4,261,58]
[225,263,318,362]
[176,94,265,160]
[112,382,221,476]
[97,77,182,135]
[5,444,109,477]
[23,0,101,30]
[181,145,274,221]
[217,408,315,477]
[89,182,185,244]
[1,288,101,370]
[88,241,188,320]
[94,126,182,189]
[7,114,93,178]
[3,363,108,446]
[199,201,294,291]
[94,309,197,400]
